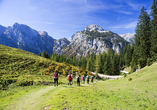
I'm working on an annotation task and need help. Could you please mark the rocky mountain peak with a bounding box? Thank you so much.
[85,24,109,33]
[119,33,135,43]
[12,22,20,27]
[39,31,48,37]
[85,24,103,31]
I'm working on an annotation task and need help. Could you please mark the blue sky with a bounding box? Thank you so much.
[0,0,152,40]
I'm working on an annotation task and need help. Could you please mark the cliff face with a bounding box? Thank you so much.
[53,38,70,54]
[57,24,127,58]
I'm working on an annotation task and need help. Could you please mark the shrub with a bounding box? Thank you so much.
[39,61,43,66]
[51,65,55,70]
[16,76,33,86]
[51,62,54,65]
[128,78,132,81]
[123,73,127,78]
[67,66,71,70]
[72,68,76,73]
[45,67,50,72]
[63,69,66,76]
[46,72,49,75]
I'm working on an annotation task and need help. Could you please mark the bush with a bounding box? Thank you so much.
[123,73,127,78]
[16,76,33,86]
[128,78,132,81]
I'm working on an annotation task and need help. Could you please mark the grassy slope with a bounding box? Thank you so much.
[0,44,93,88]
[0,44,53,85]
[1,63,156,110]
[0,44,157,110]
[47,62,157,110]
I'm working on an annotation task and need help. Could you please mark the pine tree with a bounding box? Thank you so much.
[104,49,114,75]
[80,57,86,69]
[136,6,151,68]
[104,54,112,75]
[151,0,157,60]
[119,48,124,69]
[86,60,90,71]
[39,52,41,56]
[131,49,138,73]
[45,52,49,58]
[122,42,128,66]
[112,53,120,75]
[41,51,46,58]
[94,55,101,73]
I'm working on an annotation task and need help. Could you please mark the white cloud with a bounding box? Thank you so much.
[124,21,137,28]
[109,21,137,29]
[117,10,132,15]
[128,2,145,10]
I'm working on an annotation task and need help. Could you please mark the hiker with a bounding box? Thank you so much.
[82,75,85,84]
[67,73,73,85]
[86,75,89,84]
[76,75,80,86]
[53,70,58,86]
[91,75,94,83]
[95,75,98,82]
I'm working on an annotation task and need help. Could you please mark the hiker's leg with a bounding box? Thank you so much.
[70,80,72,85]
[56,78,58,86]
[54,78,56,86]
[68,80,70,85]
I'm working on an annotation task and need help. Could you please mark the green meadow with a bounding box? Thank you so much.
[0,44,157,110]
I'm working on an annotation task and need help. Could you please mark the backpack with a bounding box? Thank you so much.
[95,76,97,79]
[87,76,89,80]
[54,72,58,78]
[91,76,93,80]
[82,76,84,80]
[77,76,80,82]
[67,75,72,80]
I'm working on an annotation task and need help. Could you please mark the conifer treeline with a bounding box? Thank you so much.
[40,43,133,75]
[40,0,157,75]
[131,0,157,72]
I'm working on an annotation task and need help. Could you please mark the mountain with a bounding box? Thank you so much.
[0,23,55,55]
[85,24,109,33]
[59,24,127,58]
[53,38,70,53]
[120,33,135,43]
[0,23,129,58]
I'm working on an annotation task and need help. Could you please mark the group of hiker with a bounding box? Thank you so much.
[53,70,98,86]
